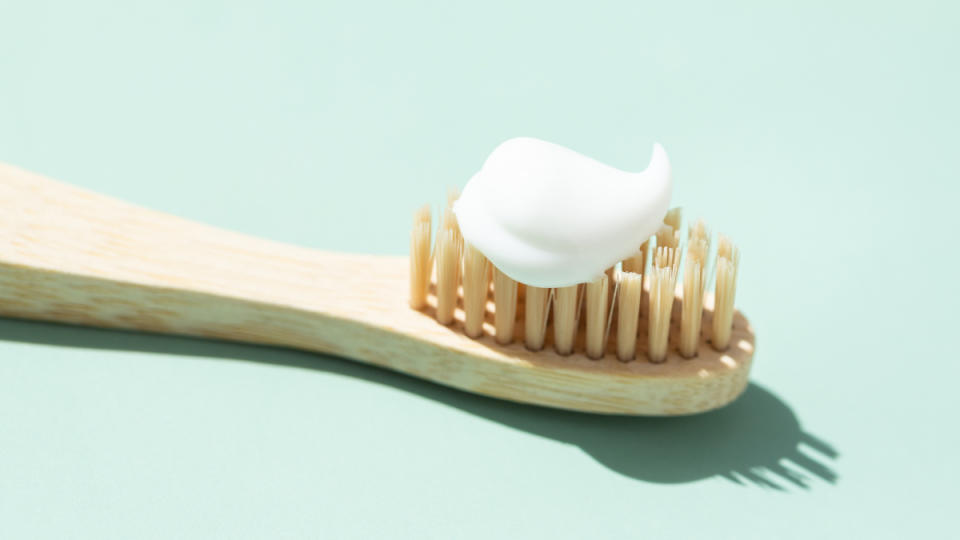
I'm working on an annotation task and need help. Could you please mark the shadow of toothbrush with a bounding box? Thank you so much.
[0,317,837,490]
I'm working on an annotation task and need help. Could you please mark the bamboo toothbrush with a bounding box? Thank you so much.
[0,162,753,415]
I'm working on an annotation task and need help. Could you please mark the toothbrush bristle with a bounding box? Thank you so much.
[648,246,680,363]
[656,224,680,251]
[409,202,742,362]
[679,258,706,358]
[679,217,711,358]
[616,271,643,361]
[441,201,462,252]
[655,207,682,252]
[717,233,735,261]
[584,273,609,359]
[689,217,709,243]
[663,207,683,232]
[653,245,680,273]
[621,239,648,274]
[434,227,460,325]
[408,205,432,309]
[552,284,579,355]
[492,267,518,344]
[462,243,489,338]
[688,218,710,262]
[524,285,550,351]
[712,235,740,351]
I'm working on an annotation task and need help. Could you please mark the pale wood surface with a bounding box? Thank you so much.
[0,162,755,415]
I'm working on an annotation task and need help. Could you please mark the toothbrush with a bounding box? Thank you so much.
[0,159,753,415]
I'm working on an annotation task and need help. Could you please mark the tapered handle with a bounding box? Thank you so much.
[0,162,379,353]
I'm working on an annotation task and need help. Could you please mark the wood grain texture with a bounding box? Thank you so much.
[0,162,755,415]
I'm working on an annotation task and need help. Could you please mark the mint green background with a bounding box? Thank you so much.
[1,1,957,538]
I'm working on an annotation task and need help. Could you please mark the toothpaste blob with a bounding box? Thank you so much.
[452,137,672,288]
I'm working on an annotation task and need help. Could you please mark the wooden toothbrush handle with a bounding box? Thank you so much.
[0,161,382,354]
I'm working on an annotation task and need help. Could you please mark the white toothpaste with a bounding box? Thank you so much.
[453,137,672,288]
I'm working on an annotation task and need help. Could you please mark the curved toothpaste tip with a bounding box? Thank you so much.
[646,143,671,183]
[641,142,672,220]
